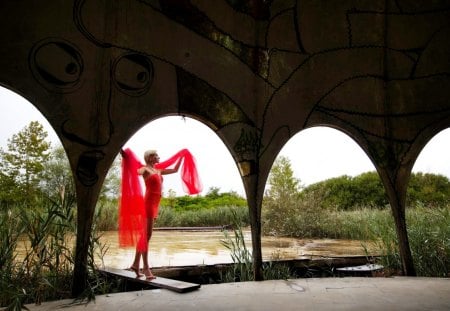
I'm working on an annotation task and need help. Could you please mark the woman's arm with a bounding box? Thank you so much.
[161,158,182,175]
[137,166,147,175]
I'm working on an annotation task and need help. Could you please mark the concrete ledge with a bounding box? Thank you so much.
[26,277,450,311]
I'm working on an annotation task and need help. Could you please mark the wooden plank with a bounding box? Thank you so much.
[154,225,231,231]
[99,267,201,293]
[336,264,384,272]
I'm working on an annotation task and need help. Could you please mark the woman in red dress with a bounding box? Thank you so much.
[119,148,202,279]
[132,150,181,279]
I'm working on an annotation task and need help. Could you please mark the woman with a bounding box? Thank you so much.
[119,148,202,279]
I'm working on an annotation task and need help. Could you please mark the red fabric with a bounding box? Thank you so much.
[118,148,202,251]
[155,148,203,195]
[118,148,147,251]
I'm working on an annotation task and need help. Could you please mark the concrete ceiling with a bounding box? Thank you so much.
[1,0,449,293]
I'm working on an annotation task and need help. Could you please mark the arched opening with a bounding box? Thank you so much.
[403,128,450,276]
[0,86,70,204]
[412,128,450,178]
[122,116,245,197]
[261,126,385,272]
[99,116,248,269]
[0,86,59,147]
[0,86,78,302]
[277,127,376,186]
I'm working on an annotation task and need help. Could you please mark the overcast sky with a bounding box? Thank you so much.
[1,86,449,197]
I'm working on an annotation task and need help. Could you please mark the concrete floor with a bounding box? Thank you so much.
[27,277,450,311]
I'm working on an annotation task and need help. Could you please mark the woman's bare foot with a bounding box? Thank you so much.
[143,267,156,280]
[129,265,143,277]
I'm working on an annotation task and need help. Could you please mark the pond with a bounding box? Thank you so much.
[99,229,379,269]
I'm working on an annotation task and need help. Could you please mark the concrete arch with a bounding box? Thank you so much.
[1,0,450,296]
[121,115,246,197]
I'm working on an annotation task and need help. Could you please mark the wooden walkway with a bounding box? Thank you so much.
[154,225,231,231]
[336,263,384,276]
[99,267,201,293]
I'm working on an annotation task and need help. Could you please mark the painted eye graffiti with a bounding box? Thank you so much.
[113,53,154,96]
[30,39,83,92]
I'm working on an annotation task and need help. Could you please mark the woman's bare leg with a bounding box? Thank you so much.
[130,220,147,277]
[142,218,156,279]
[130,251,143,277]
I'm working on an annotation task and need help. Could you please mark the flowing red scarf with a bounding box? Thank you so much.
[118,148,202,251]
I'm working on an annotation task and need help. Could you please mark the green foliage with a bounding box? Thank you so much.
[396,206,450,277]
[220,219,253,282]
[92,188,249,230]
[407,172,450,207]
[156,205,249,227]
[345,204,450,277]
[302,172,388,210]
[301,171,450,211]
[99,155,121,201]
[263,189,336,238]
[220,210,295,283]
[0,194,110,308]
[264,202,450,277]
[94,201,119,231]
[261,154,450,277]
[93,156,121,231]
[0,121,51,206]
[265,156,302,201]
[160,188,247,211]
[40,146,75,206]
[262,156,304,235]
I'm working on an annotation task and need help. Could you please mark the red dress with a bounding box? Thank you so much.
[144,172,163,219]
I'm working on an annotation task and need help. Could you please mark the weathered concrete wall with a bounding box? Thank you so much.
[1,0,449,295]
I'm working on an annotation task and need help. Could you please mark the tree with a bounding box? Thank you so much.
[98,155,121,202]
[302,171,450,210]
[264,156,302,201]
[262,156,302,235]
[0,121,51,205]
[40,145,75,205]
[303,173,388,210]
[206,187,221,199]
[407,172,450,207]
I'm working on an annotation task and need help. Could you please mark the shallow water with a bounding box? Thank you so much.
[14,229,378,269]
[98,230,379,269]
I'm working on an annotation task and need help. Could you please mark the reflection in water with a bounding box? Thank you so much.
[99,230,379,269]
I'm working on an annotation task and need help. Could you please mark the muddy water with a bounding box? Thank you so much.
[99,230,380,269]
[14,229,379,269]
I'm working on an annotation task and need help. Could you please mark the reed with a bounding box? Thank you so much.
[220,210,294,282]
[157,205,249,227]
[0,196,110,309]
[331,205,450,277]
[262,200,450,277]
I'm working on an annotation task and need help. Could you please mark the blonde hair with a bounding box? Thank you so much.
[144,149,157,163]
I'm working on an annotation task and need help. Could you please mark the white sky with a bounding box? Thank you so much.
[1,86,449,197]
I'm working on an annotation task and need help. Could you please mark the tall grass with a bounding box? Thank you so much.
[93,203,250,230]
[0,209,24,310]
[156,205,249,227]
[220,210,293,282]
[329,206,450,277]
[94,200,118,231]
[0,196,110,309]
[398,207,449,277]
[262,198,450,277]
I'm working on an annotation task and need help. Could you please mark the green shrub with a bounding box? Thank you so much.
[156,205,249,227]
